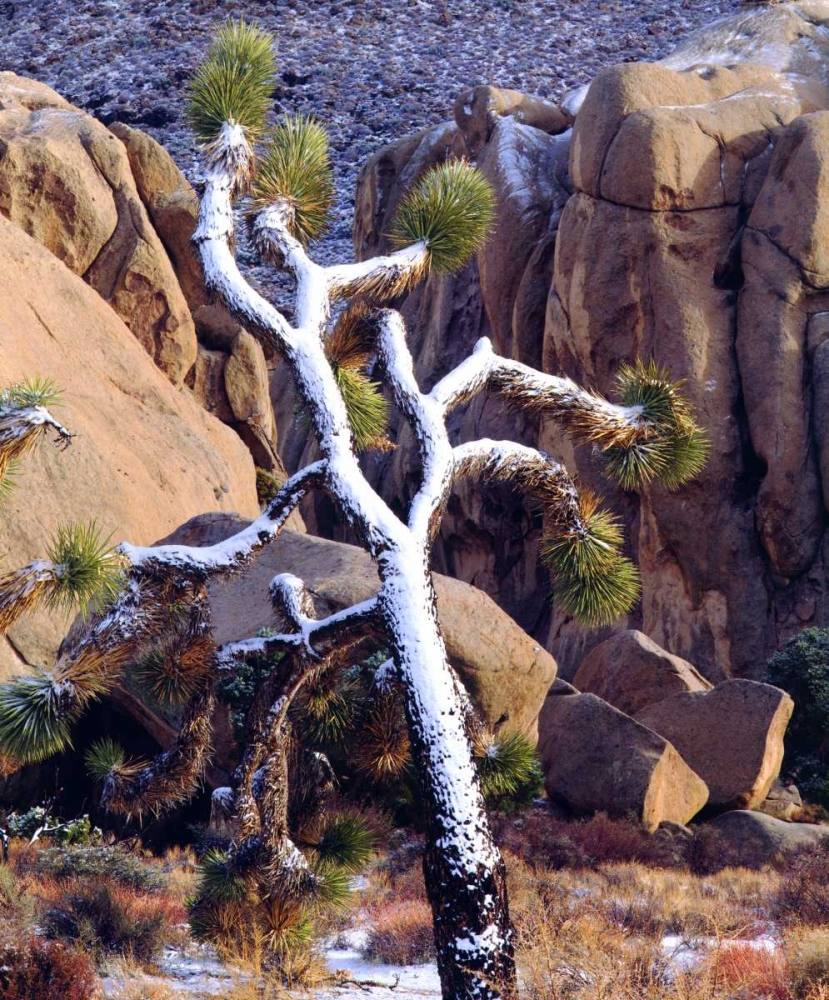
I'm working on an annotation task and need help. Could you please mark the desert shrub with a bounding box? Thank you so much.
[4,808,95,845]
[767,628,829,806]
[710,943,790,1000]
[29,844,166,891]
[215,641,280,742]
[0,936,98,1000]
[774,848,829,926]
[787,929,829,997]
[363,899,435,965]
[255,468,285,507]
[495,809,683,870]
[41,878,176,965]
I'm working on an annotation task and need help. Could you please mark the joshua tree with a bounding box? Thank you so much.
[0,21,706,999]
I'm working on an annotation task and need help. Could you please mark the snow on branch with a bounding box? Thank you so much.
[121,461,328,576]
[325,242,429,301]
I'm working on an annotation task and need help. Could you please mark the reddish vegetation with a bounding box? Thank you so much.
[0,937,98,1000]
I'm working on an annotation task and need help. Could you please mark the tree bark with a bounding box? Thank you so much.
[379,543,516,999]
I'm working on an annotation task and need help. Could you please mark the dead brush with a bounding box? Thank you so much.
[363,898,435,965]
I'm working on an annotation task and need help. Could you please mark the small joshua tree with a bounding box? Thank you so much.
[0,21,706,999]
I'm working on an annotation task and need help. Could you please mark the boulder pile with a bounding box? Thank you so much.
[540,629,802,839]
[330,1,829,686]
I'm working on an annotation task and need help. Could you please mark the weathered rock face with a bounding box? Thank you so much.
[329,1,829,682]
[157,512,558,743]
[709,809,829,868]
[538,689,709,831]
[0,213,259,678]
[635,679,794,810]
[0,72,197,384]
[573,630,712,716]
[759,780,803,822]
[110,120,286,475]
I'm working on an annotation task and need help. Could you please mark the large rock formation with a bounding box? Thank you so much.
[307,1,829,682]
[709,809,829,867]
[0,72,196,384]
[154,512,559,744]
[0,212,259,678]
[572,630,711,716]
[635,680,794,810]
[538,687,709,831]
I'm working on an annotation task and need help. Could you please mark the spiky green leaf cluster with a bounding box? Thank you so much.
[251,115,334,245]
[297,673,358,747]
[133,635,212,710]
[0,672,75,762]
[0,377,62,411]
[0,460,20,504]
[186,19,276,144]
[475,732,542,800]
[331,363,389,451]
[542,502,640,627]
[84,738,127,782]
[196,849,251,903]
[45,521,124,617]
[308,814,377,875]
[603,360,709,490]
[308,863,352,909]
[391,160,495,274]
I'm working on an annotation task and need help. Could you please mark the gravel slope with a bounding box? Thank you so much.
[0,0,741,266]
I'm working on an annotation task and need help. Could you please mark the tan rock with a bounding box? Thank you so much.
[635,680,794,810]
[0,73,196,384]
[453,85,570,157]
[573,630,712,717]
[538,691,709,831]
[759,780,802,822]
[0,212,258,678]
[109,121,213,317]
[188,346,233,424]
[158,513,559,743]
[708,810,829,868]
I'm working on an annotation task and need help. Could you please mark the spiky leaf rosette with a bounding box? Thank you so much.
[134,632,214,709]
[85,738,146,783]
[0,378,65,479]
[196,849,253,903]
[355,691,412,780]
[1,376,62,411]
[390,160,495,274]
[186,19,276,145]
[0,671,76,762]
[325,303,390,451]
[250,115,334,245]
[602,360,709,490]
[45,521,124,617]
[295,670,358,747]
[473,730,542,799]
[302,814,377,874]
[0,459,20,504]
[542,494,640,627]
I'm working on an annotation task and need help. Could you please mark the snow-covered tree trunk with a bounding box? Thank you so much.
[381,556,515,995]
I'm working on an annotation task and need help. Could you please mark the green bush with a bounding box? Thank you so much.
[32,845,166,892]
[4,807,96,845]
[766,628,829,806]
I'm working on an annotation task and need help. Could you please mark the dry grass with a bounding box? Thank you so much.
[363,899,435,965]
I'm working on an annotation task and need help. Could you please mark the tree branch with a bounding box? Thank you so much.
[373,310,454,540]
[325,242,429,302]
[120,460,328,577]
[216,594,382,665]
[432,337,648,449]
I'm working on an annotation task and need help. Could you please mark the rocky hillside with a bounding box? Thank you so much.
[277,1,829,684]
